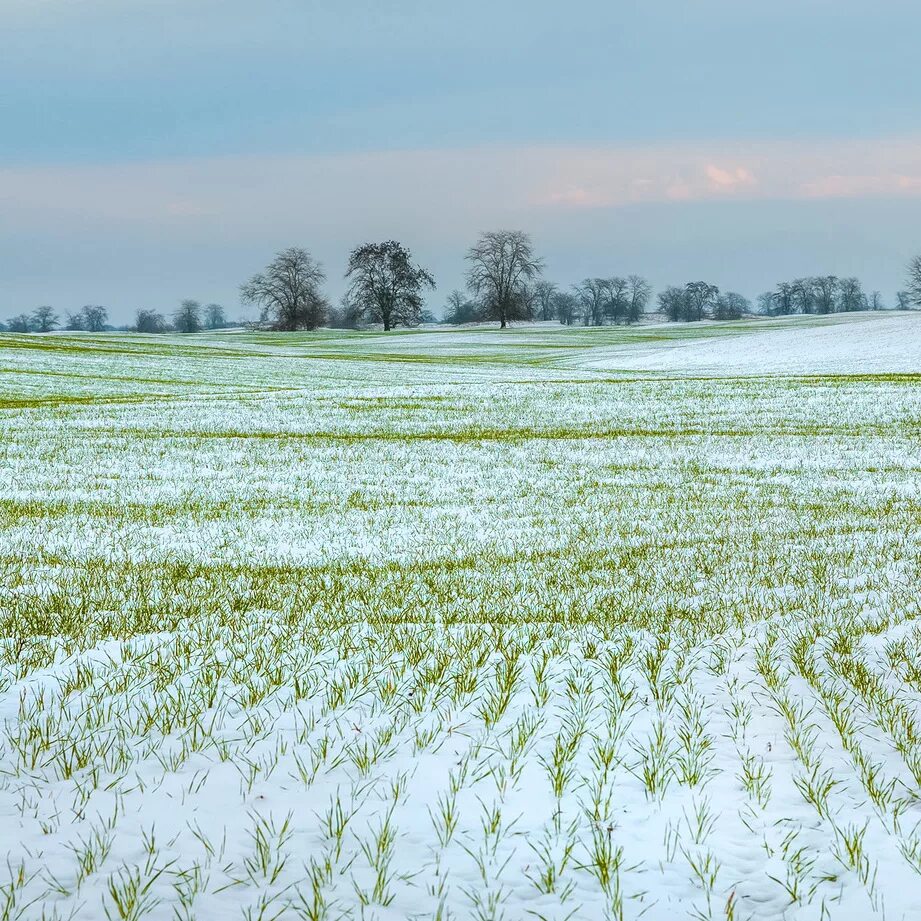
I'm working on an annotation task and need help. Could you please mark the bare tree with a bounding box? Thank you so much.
[576,278,608,326]
[533,280,558,321]
[575,276,639,326]
[65,305,107,331]
[763,275,886,315]
[907,254,921,308]
[327,294,364,330]
[626,275,651,324]
[465,230,543,328]
[756,292,774,316]
[82,305,108,332]
[134,309,168,333]
[602,277,629,324]
[713,291,749,320]
[31,306,59,332]
[517,284,539,322]
[241,247,329,331]
[7,313,33,333]
[838,277,867,312]
[173,299,202,333]
[444,290,465,324]
[346,241,435,331]
[791,278,816,314]
[812,276,839,315]
[896,291,912,310]
[685,282,719,321]
[771,282,796,316]
[204,303,226,329]
[444,289,480,325]
[553,291,578,325]
[659,286,687,322]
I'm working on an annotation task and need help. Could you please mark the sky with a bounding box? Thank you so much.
[1,0,920,322]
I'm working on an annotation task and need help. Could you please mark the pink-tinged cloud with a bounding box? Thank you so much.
[528,138,921,209]
[546,187,595,206]
[665,182,694,201]
[1,137,920,243]
[705,164,756,190]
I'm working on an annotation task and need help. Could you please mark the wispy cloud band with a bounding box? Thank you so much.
[528,137,921,209]
[2,137,920,239]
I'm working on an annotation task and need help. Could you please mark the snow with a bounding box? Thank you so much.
[570,312,921,375]
[2,314,921,920]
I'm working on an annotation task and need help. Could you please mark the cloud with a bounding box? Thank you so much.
[799,173,921,199]
[530,137,921,210]
[706,164,756,190]
[546,187,596,207]
[1,137,920,245]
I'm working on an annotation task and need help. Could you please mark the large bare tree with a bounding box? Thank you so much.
[345,240,434,331]
[465,230,543,328]
[240,247,328,331]
[907,254,921,308]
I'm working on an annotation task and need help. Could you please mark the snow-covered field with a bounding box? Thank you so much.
[570,312,921,375]
[2,314,921,921]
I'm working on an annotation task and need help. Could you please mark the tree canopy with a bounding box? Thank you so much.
[465,230,543,329]
[345,241,435,331]
[240,247,329,331]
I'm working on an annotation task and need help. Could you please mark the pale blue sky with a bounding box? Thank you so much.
[1,0,920,319]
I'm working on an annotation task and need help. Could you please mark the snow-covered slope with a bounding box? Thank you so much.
[573,312,921,375]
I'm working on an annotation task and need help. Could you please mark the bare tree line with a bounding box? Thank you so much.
[756,276,900,317]
[3,238,920,334]
[0,301,231,334]
[244,235,921,331]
